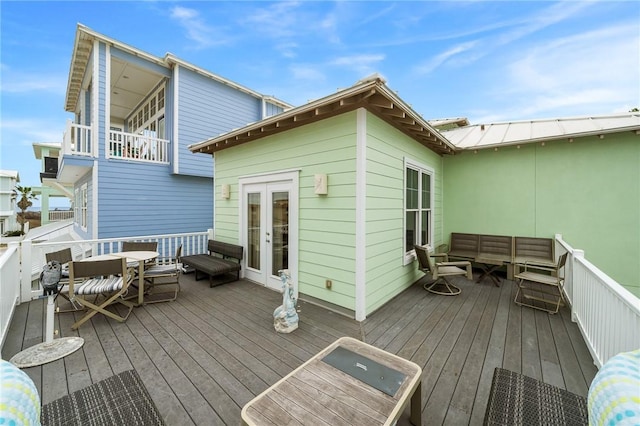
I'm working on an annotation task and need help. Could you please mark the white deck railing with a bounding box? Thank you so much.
[108,130,169,164]
[0,244,21,349]
[63,119,92,156]
[555,234,640,368]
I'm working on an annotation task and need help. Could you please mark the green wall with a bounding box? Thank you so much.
[443,133,640,297]
[214,111,359,310]
[365,113,443,314]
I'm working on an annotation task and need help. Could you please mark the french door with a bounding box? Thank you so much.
[242,180,293,291]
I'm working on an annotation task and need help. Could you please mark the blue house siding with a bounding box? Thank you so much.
[96,160,213,239]
[265,101,284,117]
[176,66,263,177]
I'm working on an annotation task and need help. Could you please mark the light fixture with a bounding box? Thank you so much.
[314,174,328,195]
[221,184,230,199]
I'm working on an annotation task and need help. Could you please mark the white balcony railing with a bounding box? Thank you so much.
[63,119,92,156]
[49,210,74,222]
[555,234,640,368]
[109,130,169,164]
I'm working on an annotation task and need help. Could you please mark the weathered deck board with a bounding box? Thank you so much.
[2,270,597,425]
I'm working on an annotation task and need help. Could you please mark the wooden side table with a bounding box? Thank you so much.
[241,336,423,425]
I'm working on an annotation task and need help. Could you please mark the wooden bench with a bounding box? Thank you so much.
[442,233,554,281]
[181,240,243,287]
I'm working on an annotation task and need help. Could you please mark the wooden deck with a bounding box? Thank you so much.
[2,272,597,425]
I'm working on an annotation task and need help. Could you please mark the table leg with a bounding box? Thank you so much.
[476,264,501,287]
[410,380,422,426]
[138,261,144,306]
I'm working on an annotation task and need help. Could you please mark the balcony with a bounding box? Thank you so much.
[108,129,169,164]
[1,234,638,424]
[62,121,170,164]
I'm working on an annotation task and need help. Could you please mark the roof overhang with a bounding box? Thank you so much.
[65,24,292,114]
[189,76,456,156]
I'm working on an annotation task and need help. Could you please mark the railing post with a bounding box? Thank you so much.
[571,249,585,322]
[19,239,33,304]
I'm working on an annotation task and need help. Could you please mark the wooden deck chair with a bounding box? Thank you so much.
[414,245,472,296]
[143,245,182,303]
[68,258,134,330]
[514,252,568,314]
[45,248,83,312]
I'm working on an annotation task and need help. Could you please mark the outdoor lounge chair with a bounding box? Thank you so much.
[514,252,568,314]
[67,257,134,330]
[143,245,182,303]
[414,245,472,296]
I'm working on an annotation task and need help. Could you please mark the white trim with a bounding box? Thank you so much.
[172,66,180,174]
[238,168,302,181]
[105,44,111,161]
[92,40,100,159]
[92,162,98,237]
[355,108,367,321]
[237,170,299,298]
[403,157,435,265]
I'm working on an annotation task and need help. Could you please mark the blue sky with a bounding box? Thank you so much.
[1,1,638,207]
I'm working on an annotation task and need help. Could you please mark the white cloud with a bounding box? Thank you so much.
[169,6,230,49]
[502,23,639,117]
[289,64,326,82]
[330,54,385,76]
[0,69,66,94]
[413,41,478,75]
[1,119,65,144]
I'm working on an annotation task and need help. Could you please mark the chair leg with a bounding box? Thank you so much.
[514,279,563,314]
[71,294,134,330]
[423,277,461,296]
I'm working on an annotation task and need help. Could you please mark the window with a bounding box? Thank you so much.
[75,184,88,230]
[404,159,433,263]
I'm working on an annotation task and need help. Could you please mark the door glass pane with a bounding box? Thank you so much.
[271,191,289,276]
[248,192,261,270]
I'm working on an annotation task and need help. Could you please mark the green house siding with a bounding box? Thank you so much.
[214,111,359,310]
[364,113,444,314]
[443,133,640,297]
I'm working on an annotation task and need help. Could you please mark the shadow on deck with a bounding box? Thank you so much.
[2,271,597,425]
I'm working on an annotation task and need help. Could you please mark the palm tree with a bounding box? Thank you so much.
[13,185,38,234]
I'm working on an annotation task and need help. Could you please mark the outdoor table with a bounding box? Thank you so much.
[241,336,422,426]
[80,251,158,306]
[475,255,504,287]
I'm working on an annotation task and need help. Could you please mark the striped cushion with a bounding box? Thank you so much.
[76,276,124,295]
[145,263,180,277]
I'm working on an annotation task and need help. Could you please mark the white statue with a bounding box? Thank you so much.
[273,269,298,333]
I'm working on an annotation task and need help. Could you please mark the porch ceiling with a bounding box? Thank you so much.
[189,76,457,156]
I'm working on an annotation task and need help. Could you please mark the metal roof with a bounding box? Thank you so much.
[190,75,457,156]
[441,113,640,150]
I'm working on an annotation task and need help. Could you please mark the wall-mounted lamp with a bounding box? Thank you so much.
[314,174,328,195]
[221,184,230,199]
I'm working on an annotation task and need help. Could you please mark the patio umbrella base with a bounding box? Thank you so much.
[9,337,84,368]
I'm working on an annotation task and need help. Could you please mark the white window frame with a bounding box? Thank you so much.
[403,158,434,265]
[75,183,88,231]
